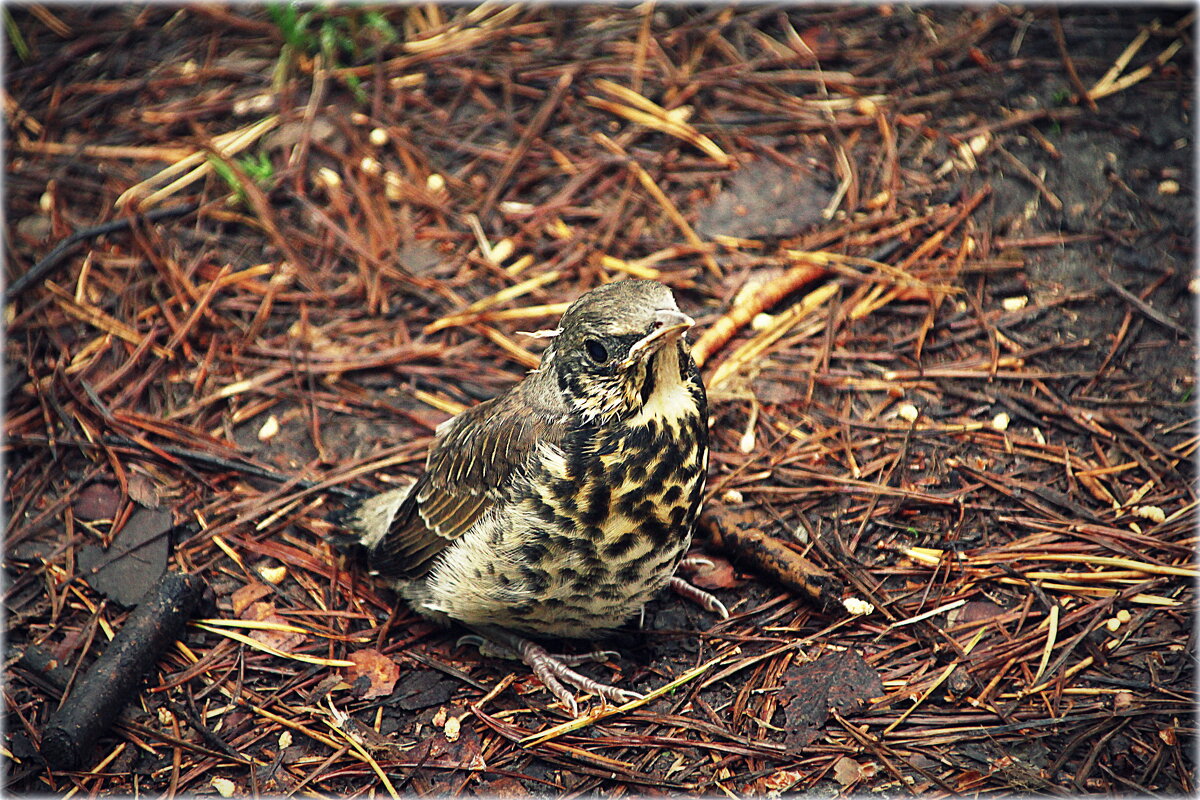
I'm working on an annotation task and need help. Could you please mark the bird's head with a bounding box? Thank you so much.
[539,280,695,421]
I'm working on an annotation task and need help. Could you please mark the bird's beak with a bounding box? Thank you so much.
[624,309,694,365]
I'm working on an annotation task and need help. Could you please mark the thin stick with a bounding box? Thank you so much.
[1051,11,1099,111]
[594,132,722,277]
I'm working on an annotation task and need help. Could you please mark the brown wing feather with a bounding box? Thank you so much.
[364,389,567,579]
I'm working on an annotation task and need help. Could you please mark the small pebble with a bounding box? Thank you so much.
[444,715,461,742]
[389,74,426,89]
[15,215,51,241]
[866,190,891,209]
[751,312,774,331]
[1132,505,1166,524]
[258,564,287,585]
[490,238,514,264]
[843,598,874,616]
[854,97,877,116]
[257,414,280,442]
[316,167,341,188]
[359,156,381,176]
[233,94,275,115]
[384,172,403,201]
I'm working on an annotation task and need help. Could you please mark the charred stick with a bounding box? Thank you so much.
[39,571,203,771]
[700,507,847,616]
[6,202,200,302]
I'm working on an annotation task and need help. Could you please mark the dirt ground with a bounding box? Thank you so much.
[4,5,1195,797]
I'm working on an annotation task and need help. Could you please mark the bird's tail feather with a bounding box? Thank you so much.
[326,484,413,559]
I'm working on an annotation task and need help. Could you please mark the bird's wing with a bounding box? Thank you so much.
[363,392,568,579]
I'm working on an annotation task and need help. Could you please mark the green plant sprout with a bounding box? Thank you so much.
[266,2,398,104]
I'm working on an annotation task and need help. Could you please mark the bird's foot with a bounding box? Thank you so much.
[518,638,641,715]
[677,555,713,570]
[460,631,640,716]
[670,557,730,619]
[457,634,618,666]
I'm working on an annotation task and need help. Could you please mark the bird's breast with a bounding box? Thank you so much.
[516,379,707,633]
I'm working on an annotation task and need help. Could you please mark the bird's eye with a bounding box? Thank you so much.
[584,339,609,363]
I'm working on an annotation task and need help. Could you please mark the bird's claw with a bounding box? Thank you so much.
[518,639,641,712]
[465,631,640,715]
[457,634,519,660]
[552,648,621,667]
[669,575,730,620]
[461,635,619,666]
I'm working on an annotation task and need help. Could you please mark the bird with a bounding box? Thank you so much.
[336,279,726,714]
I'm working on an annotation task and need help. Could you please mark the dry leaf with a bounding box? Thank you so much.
[231,582,273,615]
[77,508,172,606]
[243,602,306,651]
[74,482,121,521]
[409,712,486,771]
[211,777,236,797]
[778,648,884,750]
[833,756,865,787]
[345,649,401,699]
[127,472,161,508]
[760,769,803,793]
[394,670,456,710]
[475,777,528,798]
[686,554,743,590]
[795,26,840,62]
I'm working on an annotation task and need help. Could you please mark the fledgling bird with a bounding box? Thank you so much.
[338,279,725,713]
